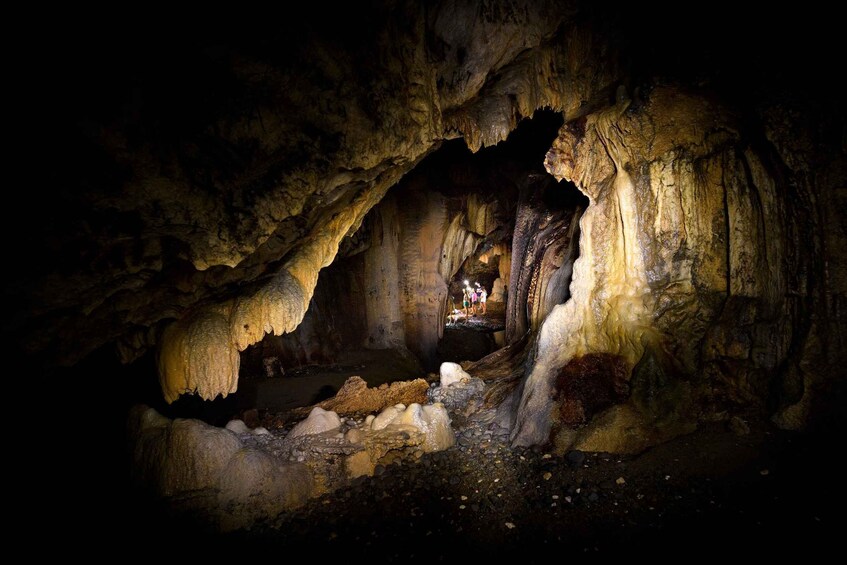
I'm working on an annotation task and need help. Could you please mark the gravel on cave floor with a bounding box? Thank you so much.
[147,411,843,562]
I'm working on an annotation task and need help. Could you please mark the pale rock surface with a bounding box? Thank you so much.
[370,402,455,452]
[370,404,407,431]
[127,405,314,530]
[439,361,472,387]
[490,278,507,303]
[217,448,313,532]
[225,419,251,434]
[287,406,343,439]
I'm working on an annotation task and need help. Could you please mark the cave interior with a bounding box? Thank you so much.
[13,1,846,559]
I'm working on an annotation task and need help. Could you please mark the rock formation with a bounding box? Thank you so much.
[11,0,844,497]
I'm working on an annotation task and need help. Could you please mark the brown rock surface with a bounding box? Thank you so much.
[309,375,430,418]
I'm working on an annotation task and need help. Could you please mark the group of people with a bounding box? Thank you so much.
[461,281,487,317]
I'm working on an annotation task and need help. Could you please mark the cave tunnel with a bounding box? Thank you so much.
[11,1,846,560]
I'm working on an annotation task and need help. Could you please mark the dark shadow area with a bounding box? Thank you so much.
[310,384,339,405]
[235,347,426,414]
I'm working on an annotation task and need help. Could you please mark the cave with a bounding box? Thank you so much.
[13,1,845,560]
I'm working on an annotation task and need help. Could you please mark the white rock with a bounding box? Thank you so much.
[345,427,363,444]
[439,362,471,387]
[370,404,405,431]
[287,406,342,439]
[225,419,251,434]
[369,402,455,452]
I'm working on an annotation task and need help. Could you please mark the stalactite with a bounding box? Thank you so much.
[157,162,426,403]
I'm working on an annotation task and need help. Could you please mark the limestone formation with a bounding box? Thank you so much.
[439,361,472,387]
[490,278,507,303]
[509,79,842,449]
[312,376,430,417]
[287,406,342,439]
[9,0,843,493]
[127,405,315,529]
[372,402,456,453]
[131,402,455,528]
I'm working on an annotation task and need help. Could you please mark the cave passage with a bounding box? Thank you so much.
[17,4,843,556]
[216,109,588,420]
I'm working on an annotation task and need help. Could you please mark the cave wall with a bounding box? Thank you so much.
[530,206,581,333]
[14,1,620,404]
[241,182,490,373]
[505,175,585,343]
[253,116,568,374]
[397,185,452,370]
[359,183,456,369]
[363,197,407,349]
[481,244,512,303]
[510,83,845,451]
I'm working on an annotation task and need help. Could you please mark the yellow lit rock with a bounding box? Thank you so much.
[156,156,424,403]
[157,310,240,404]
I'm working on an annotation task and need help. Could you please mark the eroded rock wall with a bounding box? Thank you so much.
[358,180,502,371]
[505,175,585,343]
[13,1,842,443]
[511,83,842,450]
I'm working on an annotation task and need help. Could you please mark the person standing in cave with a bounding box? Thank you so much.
[462,286,472,318]
[470,284,479,316]
[478,284,487,315]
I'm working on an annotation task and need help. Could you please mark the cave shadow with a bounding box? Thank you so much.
[309,384,338,405]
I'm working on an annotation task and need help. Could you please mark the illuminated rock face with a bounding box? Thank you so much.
[511,84,842,449]
[239,177,510,375]
[13,2,844,451]
[505,175,585,344]
[14,1,602,378]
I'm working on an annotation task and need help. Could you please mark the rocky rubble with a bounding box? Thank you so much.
[124,360,842,560]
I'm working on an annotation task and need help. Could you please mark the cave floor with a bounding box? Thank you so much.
[131,412,841,561]
[115,300,840,560]
[438,301,506,366]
